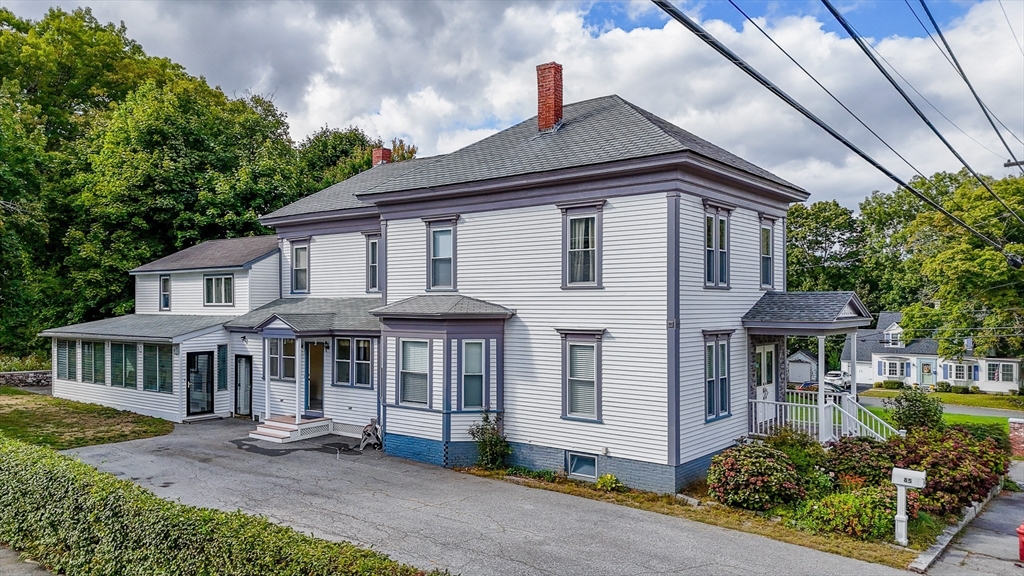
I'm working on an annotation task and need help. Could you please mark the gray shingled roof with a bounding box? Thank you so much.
[130,236,278,274]
[40,314,234,341]
[225,297,382,332]
[262,95,802,222]
[371,295,513,319]
[742,292,871,324]
[842,312,940,362]
[877,311,902,331]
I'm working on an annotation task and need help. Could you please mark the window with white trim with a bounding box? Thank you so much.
[142,344,173,393]
[81,341,105,384]
[760,221,773,288]
[204,274,233,306]
[334,337,372,386]
[267,338,296,380]
[400,340,429,405]
[988,362,1015,382]
[462,340,484,409]
[110,342,137,388]
[886,361,906,377]
[430,227,453,289]
[56,339,76,381]
[705,208,729,287]
[954,364,966,380]
[159,275,171,310]
[705,333,730,419]
[366,236,380,292]
[292,244,309,293]
[885,332,903,347]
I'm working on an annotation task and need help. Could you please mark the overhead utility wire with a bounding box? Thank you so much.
[727,0,930,181]
[647,0,1016,268]
[821,0,1024,226]
[996,0,1024,57]
[918,0,1024,174]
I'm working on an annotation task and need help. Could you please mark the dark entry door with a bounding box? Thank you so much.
[235,355,252,416]
[307,342,324,414]
[187,351,215,416]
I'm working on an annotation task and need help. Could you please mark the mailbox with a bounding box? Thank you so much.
[891,468,926,488]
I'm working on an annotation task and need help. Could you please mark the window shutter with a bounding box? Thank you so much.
[877,361,883,376]
[942,364,948,379]
[973,365,979,381]
[905,362,911,376]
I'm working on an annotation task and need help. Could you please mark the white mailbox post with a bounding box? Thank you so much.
[891,467,927,546]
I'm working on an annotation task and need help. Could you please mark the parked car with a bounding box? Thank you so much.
[797,380,846,394]
[823,370,851,389]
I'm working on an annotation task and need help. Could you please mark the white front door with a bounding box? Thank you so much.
[755,345,776,424]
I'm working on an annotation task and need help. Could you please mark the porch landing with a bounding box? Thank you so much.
[249,415,333,443]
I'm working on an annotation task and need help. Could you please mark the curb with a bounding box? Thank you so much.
[908,480,1004,573]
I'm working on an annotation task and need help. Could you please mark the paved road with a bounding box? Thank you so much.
[68,419,907,576]
[857,395,1024,418]
[0,546,50,576]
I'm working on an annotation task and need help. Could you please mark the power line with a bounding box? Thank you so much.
[820,0,1024,227]
[918,0,1024,175]
[648,0,1016,267]
[996,0,1024,57]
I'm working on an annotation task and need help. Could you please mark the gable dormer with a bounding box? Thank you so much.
[884,325,904,348]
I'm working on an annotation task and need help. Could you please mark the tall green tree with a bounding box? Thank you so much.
[786,200,864,293]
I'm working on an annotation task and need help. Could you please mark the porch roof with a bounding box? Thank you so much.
[742,291,872,335]
[224,297,382,334]
[39,314,234,343]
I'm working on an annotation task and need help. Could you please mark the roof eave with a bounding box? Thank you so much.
[370,312,514,320]
[129,264,248,276]
[259,206,379,228]
[39,330,174,343]
[743,317,873,335]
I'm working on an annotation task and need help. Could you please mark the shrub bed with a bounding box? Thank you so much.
[824,436,893,485]
[0,435,437,576]
[796,485,920,541]
[707,443,804,510]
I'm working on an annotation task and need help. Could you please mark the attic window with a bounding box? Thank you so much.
[885,332,902,347]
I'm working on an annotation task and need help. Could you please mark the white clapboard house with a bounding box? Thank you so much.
[42,63,895,492]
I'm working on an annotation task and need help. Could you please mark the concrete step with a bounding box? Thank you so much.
[256,423,296,434]
[252,427,291,439]
[248,431,289,443]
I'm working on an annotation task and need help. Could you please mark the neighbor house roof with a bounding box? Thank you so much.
[224,297,382,333]
[371,295,514,319]
[742,291,872,334]
[876,311,903,331]
[842,311,940,362]
[130,235,278,274]
[788,349,818,362]
[39,315,234,342]
[261,95,804,222]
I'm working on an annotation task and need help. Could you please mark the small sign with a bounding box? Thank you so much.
[891,467,926,488]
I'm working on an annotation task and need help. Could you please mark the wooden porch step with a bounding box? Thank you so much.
[248,431,289,443]
[252,427,292,439]
[257,423,297,433]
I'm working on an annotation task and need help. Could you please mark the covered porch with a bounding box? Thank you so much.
[742,291,900,442]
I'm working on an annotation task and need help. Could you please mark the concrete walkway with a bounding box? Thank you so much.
[67,419,906,576]
[0,546,50,576]
[928,462,1024,575]
[857,395,1024,419]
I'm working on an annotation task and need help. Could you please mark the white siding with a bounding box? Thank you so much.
[324,386,378,428]
[248,253,280,309]
[143,271,250,316]
[178,329,230,418]
[388,193,669,464]
[135,274,160,313]
[281,233,367,298]
[678,198,766,464]
[387,408,443,440]
[450,412,483,442]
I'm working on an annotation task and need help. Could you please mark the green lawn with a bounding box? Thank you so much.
[861,389,1024,412]
[0,386,174,449]
[866,406,1010,432]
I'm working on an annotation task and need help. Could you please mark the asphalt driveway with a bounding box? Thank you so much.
[68,419,906,576]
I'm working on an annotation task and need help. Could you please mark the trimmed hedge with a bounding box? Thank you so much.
[0,435,439,575]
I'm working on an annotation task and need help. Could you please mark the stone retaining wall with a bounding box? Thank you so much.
[1010,418,1024,458]
[0,371,51,387]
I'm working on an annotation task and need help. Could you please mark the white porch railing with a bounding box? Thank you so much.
[784,389,845,406]
[749,399,823,439]
[749,394,900,443]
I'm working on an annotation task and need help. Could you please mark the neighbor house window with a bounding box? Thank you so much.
[204,274,233,306]
[400,340,429,405]
[560,202,603,288]
[568,453,597,479]
[988,362,1015,382]
[334,338,372,386]
[954,364,965,380]
[705,333,731,419]
[462,340,484,409]
[142,344,173,393]
[81,341,106,384]
[428,225,454,289]
[705,207,730,288]
[159,275,171,310]
[886,361,906,378]
[110,342,137,388]
[366,235,380,292]
[760,220,773,288]
[56,339,76,381]
[886,332,903,347]
[292,244,309,293]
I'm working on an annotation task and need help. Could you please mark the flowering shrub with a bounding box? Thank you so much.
[707,444,804,510]
[883,388,944,431]
[888,427,1007,517]
[836,473,866,492]
[825,436,894,484]
[796,485,920,541]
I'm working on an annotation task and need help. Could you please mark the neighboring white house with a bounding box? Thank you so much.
[42,63,883,492]
[787,349,818,384]
[841,312,1021,394]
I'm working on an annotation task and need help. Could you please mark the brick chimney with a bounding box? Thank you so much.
[372,147,392,166]
[537,62,563,132]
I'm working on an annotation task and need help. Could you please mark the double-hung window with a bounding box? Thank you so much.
[705,332,731,420]
[56,340,76,381]
[705,206,730,288]
[142,344,173,393]
[558,329,603,420]
[560,202,603,288]
[427,221,455,290]
[334,338,372,386]
[268,338,296,380]
[462,341,484,409]
[400,340,429,405]
[988,362,1015,382]
[292,244,309,293]
[110,343,137,388]
[760,219,774,289]
[81,341,106,384]
[204,274,233,306]
[159,275,171,310]
[366,235,380,292]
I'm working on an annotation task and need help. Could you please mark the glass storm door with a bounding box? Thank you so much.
[186,351,214,416]
[235,355,252,416]
[306,342,324,414]
[755,345,776,425]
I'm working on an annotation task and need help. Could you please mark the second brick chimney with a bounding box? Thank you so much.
[537,62,563,132]
[372,147,392,166]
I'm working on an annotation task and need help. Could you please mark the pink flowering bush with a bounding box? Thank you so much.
[707,444,805,510]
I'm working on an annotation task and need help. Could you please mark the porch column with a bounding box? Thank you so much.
[850,331,858,403]
[818,335,828,442]
[295,337,302,424]
[263,336,271,422]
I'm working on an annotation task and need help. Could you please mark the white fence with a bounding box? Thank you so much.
[749,394,901,442]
